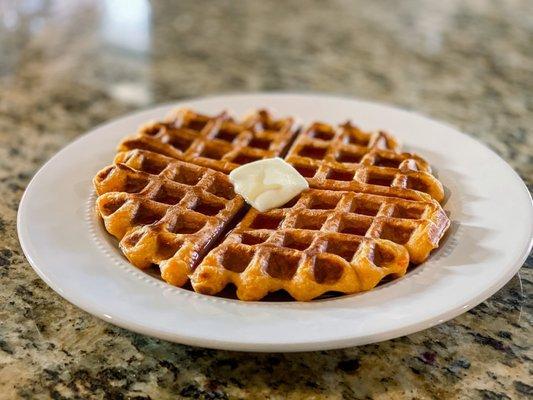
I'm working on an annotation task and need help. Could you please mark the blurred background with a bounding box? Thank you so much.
[1,0,531,180]
[0,1,531,399]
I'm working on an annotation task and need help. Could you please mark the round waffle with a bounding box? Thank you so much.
[93,108,450,301]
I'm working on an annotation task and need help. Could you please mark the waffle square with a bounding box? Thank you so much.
[191,189,448,301]
[93,149,245,286]
[118,109,297,174]
[285,122,445,202]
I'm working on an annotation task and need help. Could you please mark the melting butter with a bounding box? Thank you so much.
[229,158,309,212]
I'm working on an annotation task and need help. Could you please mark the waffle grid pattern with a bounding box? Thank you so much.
[93,108,450,301]
[285,122,445,202]
[191,189,434,300]
[93,149,245,286]
[119,109,297,174]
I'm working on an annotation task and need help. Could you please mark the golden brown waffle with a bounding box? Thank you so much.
[191,188,448,301]
[93,108,451,302]
[118,109,297,174]
[93,149,245,286]
[285,122,445,202]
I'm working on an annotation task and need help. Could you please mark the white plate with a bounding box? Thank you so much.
[18,93,532,352]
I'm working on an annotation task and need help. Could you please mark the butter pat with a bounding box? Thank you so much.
[229,158,309,212]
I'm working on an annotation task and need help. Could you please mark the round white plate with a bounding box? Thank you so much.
[18,93,532,352]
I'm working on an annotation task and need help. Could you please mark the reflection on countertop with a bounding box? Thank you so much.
[0,0,531,398]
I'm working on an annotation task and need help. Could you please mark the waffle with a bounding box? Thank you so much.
[93,108,451,302]
[191,189,436,301]
[118,109,297,174]
[93,149,245,286]
[285,122,445,202]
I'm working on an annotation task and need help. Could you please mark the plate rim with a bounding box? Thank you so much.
[17,92,533,352]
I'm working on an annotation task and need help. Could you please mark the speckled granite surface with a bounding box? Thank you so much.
[0,0,531,399]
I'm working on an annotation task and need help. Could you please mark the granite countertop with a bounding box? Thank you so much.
[1,1,531,399]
